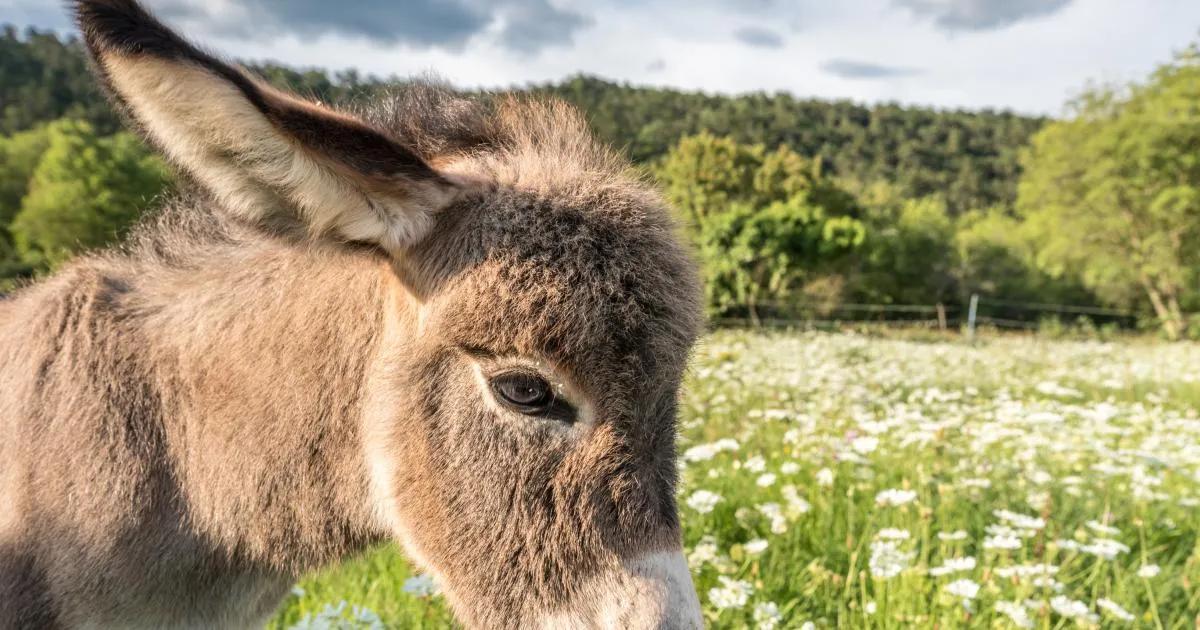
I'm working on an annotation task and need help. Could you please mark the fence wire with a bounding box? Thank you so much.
[713,295,1169,332]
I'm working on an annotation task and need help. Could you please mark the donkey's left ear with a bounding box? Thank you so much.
[75,0,459,253]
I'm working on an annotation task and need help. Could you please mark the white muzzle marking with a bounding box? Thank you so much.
[541,550,704,629]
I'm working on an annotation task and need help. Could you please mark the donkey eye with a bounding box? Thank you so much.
[489,372,557,415]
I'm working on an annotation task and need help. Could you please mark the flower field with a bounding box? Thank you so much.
[272,331,1200,629]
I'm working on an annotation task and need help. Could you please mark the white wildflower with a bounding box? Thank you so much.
[851,436,879,455]
[983,533,1021,550]
[815,467,835,486]
[744,538,769,555]
[753,601,782,630]
[683,444,719,462]
[869,540,914,579]
[1137,564,1161,578]
[1096,598,1135,621]
[995,601,1034,629]
[782,485,812,516]
[944,579,980,600]
[686,490,721,514]
[1053,539,1081,552]
[993,509,1045,530]
[708,577,753,610]
[758,503,789,535]
[929,556,976,576]
[937,530,968,541]
[687,536,719,568]
[994,564,1058,579]
[780,462,800,475]
[876,528,911,541]
[1050,596,1098,623]
[1081,538,1130,560]
[744,456,767,473]
[403,574,440,597]
[1086,520,1121,536]
[875,488,917,507]
[756,473,777,487]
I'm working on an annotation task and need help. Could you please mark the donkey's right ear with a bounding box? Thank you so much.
[75,0,460,253]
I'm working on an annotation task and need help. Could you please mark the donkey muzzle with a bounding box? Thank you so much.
[540,550,704,629]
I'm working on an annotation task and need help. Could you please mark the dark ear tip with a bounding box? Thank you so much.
[73,0,186,58]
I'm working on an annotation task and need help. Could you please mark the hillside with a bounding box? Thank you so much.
[1,26,1043,215]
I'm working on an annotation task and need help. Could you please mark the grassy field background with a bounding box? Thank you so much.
[271,331,1200,629]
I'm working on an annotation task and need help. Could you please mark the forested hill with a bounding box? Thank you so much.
[539,77,1045,214]
[1,26,1044,214]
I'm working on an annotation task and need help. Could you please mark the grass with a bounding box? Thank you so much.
[270,330,1200,629]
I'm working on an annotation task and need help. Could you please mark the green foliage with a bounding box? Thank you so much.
[697,198,864,321]
[0,121,52,277]
[9,120,168,267]
[851,188,958,305]
[541,75,1043,214]
[953,207,1093,305]
[1018,44,1200,338]
[0,27,120,135]
[659,134,865,319]
[0,122,51,226]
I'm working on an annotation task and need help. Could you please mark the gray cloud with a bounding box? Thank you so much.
[154,0,590,54]
[894,0,1074,31]
[495,0,593,54]
[733,26,784,49]
[821,58,921,80]
[645,58,667,73]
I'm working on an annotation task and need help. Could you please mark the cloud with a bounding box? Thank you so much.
[645,58,667,73]
[733,25,784,49]
[153,0,591,54]
[821,58,921,80]
[894,0,1074,31]
[494,0,593,55]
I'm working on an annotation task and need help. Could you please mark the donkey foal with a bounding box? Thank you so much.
[0,1,705,628]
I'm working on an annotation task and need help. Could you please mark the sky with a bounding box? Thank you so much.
[5,0,1200,115]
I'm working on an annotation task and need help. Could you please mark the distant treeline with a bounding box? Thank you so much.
[2,26,1197,338]
[1,25,1042,215]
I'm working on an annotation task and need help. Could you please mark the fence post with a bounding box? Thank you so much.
[966,294,979,339]
[936,303,947,331]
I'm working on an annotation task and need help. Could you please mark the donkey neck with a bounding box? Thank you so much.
[133,234,398,573]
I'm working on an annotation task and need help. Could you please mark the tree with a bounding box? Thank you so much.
[953,207,1093,305]
[659,134,865,319]
[697,198,864,322]
[0,122,51,224]
[655,132,762,226]
[849,185,958,306]
[1018,44,1200,338]
[10,120,168,267]
[0,27,120,135]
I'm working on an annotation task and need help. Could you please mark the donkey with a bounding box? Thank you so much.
[0,1,705,627]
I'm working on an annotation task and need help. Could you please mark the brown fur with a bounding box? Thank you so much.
[0,1,703,628]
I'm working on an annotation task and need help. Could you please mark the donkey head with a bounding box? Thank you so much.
[76,1,704,627]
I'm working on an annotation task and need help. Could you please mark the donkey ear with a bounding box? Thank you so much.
[74,0,458,253]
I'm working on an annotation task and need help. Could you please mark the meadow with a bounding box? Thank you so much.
[271,330,1200,629]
